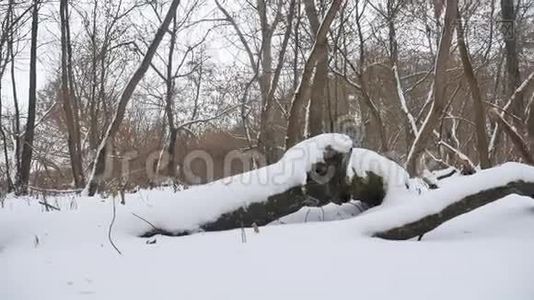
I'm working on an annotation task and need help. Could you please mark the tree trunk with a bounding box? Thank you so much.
[0,85,14,192]
[490,109,534,164]
[456,9,491,169]
[164,12,178,178]
[354,3,388,152]
[500,0,523,119]
[66,1,83,179]
[167,129,179,177]
[136,140,534,242]
[406,0,457,175]
[258,0,297,164]
[8,0,21,179]
[88,3,99,150]
[16,0,39,195]
[0,0,17,192]
[85,0,181,196]
[304,0,327,137]
[140,146,352,237]
[257,0,276,164]
[528,96,534,155]
[286,0,342,148]
[60,0,85,188]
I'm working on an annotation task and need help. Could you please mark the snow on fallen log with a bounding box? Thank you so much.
[341,162,534,239]
[345,148,423,207]
[133,133,354,236]
[375,181,534,239]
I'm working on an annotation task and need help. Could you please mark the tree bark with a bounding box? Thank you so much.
[85,0,181,196]
[16,0,39,195]
[528,95,534,155]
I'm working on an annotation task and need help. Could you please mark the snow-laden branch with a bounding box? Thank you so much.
[367,163,534,239]
[489,71,534,153]
[393,64,418,136]
[376,180,534,239]
[437,140,476,170]
[489,109,534,164]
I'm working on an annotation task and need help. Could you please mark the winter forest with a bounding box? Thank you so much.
[1,0,534,299]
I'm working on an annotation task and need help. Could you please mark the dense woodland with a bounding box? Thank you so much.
[0,0,533,196]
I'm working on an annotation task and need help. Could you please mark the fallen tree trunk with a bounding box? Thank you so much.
[138,134,360,237]
[139,144,413,237]
[138,143,418,237]
[375,181,534,240]
[136,135,534,241]
[140,147,352,237]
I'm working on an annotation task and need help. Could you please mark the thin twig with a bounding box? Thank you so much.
[108,197,122,255]
[131,212,159,231]
[38,201,60,211]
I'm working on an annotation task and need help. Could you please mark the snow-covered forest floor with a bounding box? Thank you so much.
[2,135,534,299]
[1,188,534,300]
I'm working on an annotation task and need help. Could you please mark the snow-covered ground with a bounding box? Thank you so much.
[2,133,534,300]
[1,190,534,300]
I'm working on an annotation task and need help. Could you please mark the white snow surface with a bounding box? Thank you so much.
[2,134,534,299]
[1,188,534,300]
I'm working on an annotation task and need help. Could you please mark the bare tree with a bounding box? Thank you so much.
[0,1,14,191]
[405,0,457,174]
[147,1,208,178]
[216,0,295,164]
[9,1,22,186]
[259,0,297,163]
[347,0,388,152]
[286,0,343,148]
[303,0,328,137]
[74,0,144,151]
[456,8,490,169]
[16,0,40,194]
[85,0,181,196]
[60,0,85,187]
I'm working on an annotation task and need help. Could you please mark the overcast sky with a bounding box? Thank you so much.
[1,0,248,113]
